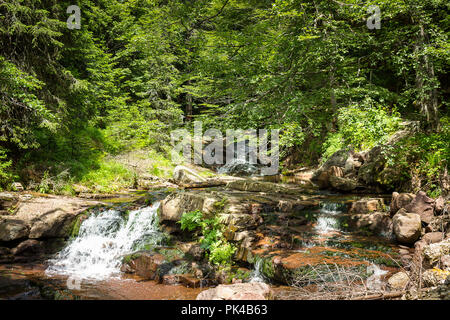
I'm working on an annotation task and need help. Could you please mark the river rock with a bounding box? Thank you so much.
[350,212,393,237]
[404,191,435,224]
[349,198,384,214]
[173,165,207,184]
[121,252,168,280]
[196,282,273,300]
[390,192,415,215]
[392,209,422,244]
[329,176,357,192]
[11,239,44,256]
[0,218,29,241]
[387,271,409,290]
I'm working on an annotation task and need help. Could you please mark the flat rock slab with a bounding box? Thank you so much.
[0,195,100,241]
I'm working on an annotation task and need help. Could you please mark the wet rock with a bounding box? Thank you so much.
[350,212,393,237]
[390,192,415,215]
[196,282,273,300]
[226,180,294,194]
[422,268,450,287]
[404,191,435,224]
[329,176,357,192]
[0,218,29,241]
[29,210,78,239]
[387,271,410,290]
[173,165,207,185]
[11,239,44,256]
[392,209,421,244]
[350,198,384,214]
[121,252,168,280]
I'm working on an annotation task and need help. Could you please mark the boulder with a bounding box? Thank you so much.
[387,271,409,290]
[344,156,362,175]
[350,212,393,237]
[349,198,384,214]
[422,232,445,245]
[404,191,435,224]
[28,210,77,239]
[196,282,273,300]
[329,176,357,192]
[11,239,44,256]
[390,192,415,215]
[120,252,168,280]
[159,192,208,222]
[173,165,207,185]
[392,209,422,244]
[434,196,445,215]
[0,218,29,241]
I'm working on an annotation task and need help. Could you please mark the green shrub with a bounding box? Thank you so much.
[322,103,401,161]
[179,210,236,266]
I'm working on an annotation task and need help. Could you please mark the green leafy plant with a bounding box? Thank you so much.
[179,210,236,266]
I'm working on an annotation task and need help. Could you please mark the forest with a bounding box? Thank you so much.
[0,0,449,302]
[0,0,448,195]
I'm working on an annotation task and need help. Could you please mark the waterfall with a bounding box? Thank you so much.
[249,259,266,283]
[314,202,344,234]
[45,203,163,281]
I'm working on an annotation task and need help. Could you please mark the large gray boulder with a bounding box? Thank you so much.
[173,165,207,184]
[392,209,422,244]
[329,175,357,192]
[196,282,273,300]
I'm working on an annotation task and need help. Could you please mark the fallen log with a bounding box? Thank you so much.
[350,291,406,300]
[179,180,227,189]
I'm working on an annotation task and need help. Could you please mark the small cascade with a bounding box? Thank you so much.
[314,202,345,234]
[249,259,266,283]
[46,203,164,281]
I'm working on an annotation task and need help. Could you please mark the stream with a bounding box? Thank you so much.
[0,182,401,300]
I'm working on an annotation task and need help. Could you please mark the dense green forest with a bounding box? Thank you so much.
[0,0,448,195]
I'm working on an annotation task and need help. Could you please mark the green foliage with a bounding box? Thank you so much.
[179,210,236,266]
[0,148,13,188]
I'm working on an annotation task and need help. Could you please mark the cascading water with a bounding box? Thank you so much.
[250,259,266,283]
[314,202,344,234]
[45,203,164,281]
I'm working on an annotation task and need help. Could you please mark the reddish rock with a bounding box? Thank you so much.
[121,252,166,280]
[350,198,384,214]
[390,192,415,215]
[434,196,445,215]
[422,232,445,244]
[404,191,435,224]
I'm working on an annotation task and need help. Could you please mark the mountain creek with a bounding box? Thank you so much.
[0,163,448,300]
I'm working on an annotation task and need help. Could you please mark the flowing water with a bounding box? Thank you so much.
[314,202,346,234]
[45,203,164,281]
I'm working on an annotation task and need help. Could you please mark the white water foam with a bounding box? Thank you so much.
[314,202,343,234]
[249,259,266,283]
[45,203,163,281]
